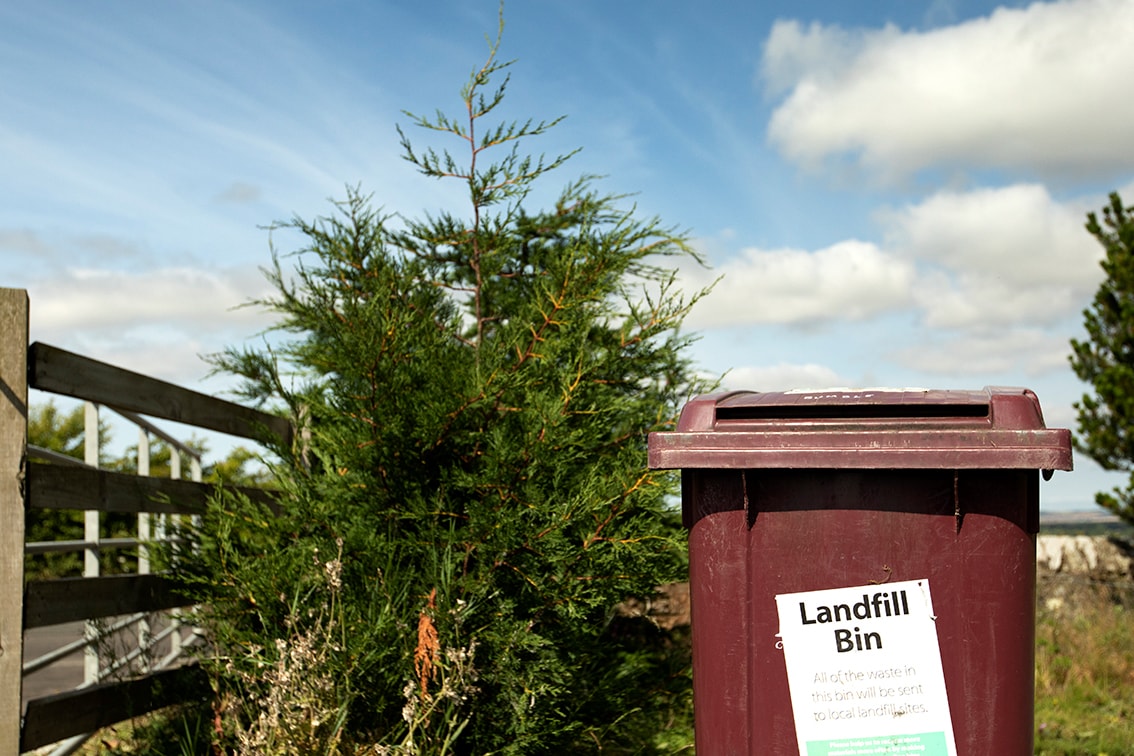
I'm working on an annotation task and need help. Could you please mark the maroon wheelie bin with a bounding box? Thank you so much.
[648,387,1072,755]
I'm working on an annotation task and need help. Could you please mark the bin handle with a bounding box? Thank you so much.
[954,470,963,533]
[743,470,756,529]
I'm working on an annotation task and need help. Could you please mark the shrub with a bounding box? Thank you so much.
[182,18,710,754]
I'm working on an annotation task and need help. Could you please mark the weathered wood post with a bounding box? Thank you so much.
[0,288,29,755]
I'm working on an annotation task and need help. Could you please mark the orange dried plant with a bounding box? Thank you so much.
[413,588,440,700]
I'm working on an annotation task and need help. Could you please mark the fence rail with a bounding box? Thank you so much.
[28,341,293,447]
[1,287,289,754]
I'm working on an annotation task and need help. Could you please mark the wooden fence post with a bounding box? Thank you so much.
[0,288,29,755]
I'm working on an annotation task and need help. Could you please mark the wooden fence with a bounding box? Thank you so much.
[1,287,291,753]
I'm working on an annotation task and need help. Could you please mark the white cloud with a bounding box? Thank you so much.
[18,266,279,389]
[29,266,273,334]
[880,183,1105,327]
[760,20,891,97]
[764,0,1134,182]
[683,240,915,328]
[719,362,848,392]
[682,183,1108,339]
[914,271,1083,329]
[883,184,1101,287]
[895,327,1070,376]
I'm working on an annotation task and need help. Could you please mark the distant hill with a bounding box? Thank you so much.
[1040,510,1134,538]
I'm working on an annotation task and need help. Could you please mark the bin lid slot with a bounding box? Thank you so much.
[715,402,990,422]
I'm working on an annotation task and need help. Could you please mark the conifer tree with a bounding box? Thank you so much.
[1071,191,1134,524]
[193,19,710,753]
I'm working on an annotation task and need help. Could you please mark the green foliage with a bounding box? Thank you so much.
[187,20,710,755]
[29,400,90,459]
[26,402,91,577]
[1071,191,1134,524]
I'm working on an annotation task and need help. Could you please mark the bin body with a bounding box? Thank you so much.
[648,388,1072,755]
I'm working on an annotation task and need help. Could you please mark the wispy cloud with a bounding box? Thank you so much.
[214,182,264,206]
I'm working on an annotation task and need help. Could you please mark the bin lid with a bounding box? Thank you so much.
[648,386,1073,471]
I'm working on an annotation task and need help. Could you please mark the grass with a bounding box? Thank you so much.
[1035,580,1134,755]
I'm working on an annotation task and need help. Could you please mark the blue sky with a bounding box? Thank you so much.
[3,0,1133,510]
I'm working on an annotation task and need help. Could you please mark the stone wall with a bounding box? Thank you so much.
[1036,534,1134,612]
[1036,534,1133,580]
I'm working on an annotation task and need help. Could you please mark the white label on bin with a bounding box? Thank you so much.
[775,579,957,756]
